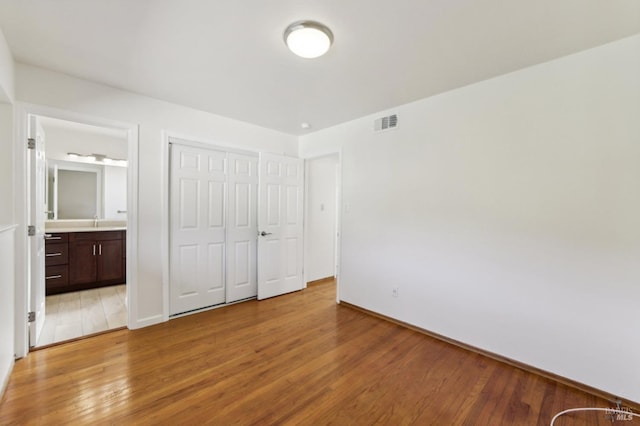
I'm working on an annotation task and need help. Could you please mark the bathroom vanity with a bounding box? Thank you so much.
[45,222,126,295]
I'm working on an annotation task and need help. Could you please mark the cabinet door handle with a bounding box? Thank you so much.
[45,253,62,257]
[93,244,96,256]
[99,244,102,256]
[46,275,62,280]
[45,236,61,240]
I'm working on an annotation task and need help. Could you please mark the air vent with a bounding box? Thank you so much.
[374,114,398,132]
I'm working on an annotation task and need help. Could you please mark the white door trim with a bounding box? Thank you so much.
[13,103,140,357]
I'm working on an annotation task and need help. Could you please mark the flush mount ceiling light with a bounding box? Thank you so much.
[284,20,333,59]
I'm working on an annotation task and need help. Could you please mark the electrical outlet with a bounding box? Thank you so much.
[392,287,399,298]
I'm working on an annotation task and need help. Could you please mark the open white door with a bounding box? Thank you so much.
[28,115,46,347]
[169,144,227,315]
[257,153,304,300]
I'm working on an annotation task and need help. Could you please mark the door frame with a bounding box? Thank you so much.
[13,103,139,357]
[160,132,260,321]
[303,151,342,303]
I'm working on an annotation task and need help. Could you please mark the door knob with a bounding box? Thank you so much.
[260,231,273,237]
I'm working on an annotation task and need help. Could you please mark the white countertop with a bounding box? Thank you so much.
[45,226,126,233]
[45,220,127,234]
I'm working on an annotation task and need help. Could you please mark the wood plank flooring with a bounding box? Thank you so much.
[0,281,631,425]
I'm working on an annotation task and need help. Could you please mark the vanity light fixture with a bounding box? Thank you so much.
[67,152,127,167]
[284,20,333,58]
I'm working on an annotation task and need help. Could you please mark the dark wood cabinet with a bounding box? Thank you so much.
[46,230,126,294]
[69,230,125,286]
[44,265,69,293]
[68,240,98,285]
[97,239,124,282]
[122,237,126,282]
[44,233,69,294]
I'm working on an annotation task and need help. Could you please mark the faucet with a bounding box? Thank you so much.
[93,215,98,227]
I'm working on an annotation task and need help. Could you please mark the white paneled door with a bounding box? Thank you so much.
[28,115,47,346]
[170,144,228,315]
[257,153,304,300]
[169,144,303,315]
[226,153,258,303]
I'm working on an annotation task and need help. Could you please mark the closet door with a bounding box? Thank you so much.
[226,153,258,302]
[170,144,227,315]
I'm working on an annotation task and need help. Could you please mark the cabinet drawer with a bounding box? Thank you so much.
[45,265,69,293]
[45,233,68,243]
[45,243,68,266]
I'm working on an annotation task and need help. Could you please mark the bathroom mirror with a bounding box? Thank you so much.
[47,159,127,220]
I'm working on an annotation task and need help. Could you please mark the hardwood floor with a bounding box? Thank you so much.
[0,281,631,425]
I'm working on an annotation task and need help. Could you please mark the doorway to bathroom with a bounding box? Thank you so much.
[30,115,130,348]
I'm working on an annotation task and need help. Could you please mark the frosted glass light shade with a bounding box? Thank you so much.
[284,21,333,59]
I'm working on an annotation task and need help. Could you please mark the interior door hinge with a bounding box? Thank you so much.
[28,311,36,323]
[27,138,35,150]
[28,225,36,236]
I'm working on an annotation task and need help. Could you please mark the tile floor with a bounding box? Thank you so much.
[37,284,127,347]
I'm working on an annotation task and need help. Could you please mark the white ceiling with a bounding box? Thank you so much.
[0,0,639,135]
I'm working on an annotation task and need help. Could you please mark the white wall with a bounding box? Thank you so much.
[15,63,298,330]
[0,26,14,103]
[103,165,127,220]
[0,226,16,397]
[0,26,14,397]
[0,103,13,225]
[300,34,640,402]
[43,124,128,162]
[43,122,128,220]
[305,155,338,282]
